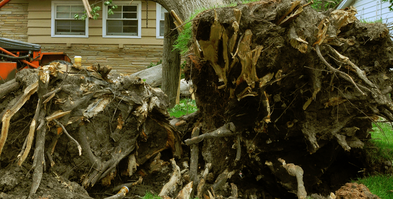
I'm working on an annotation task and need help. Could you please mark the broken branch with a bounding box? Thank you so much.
[190,125,200,185]
[159,158,181,197]
[184,122,236,145]
[0,81,38,156]
[0,79,20,99]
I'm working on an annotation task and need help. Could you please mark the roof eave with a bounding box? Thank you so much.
[337,0,355,9]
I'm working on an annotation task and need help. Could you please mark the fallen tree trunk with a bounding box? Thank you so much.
[182,0,393,198]
[129,64,193,97]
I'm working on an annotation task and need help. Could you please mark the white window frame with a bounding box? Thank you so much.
[102,1,142,38]
[156,3,168,39]
[51,1,89,38]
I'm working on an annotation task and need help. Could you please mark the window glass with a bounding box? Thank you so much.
[157,5,167,37]
[54,4,86,36]
[55,20,85,35]
[105,3,139,37]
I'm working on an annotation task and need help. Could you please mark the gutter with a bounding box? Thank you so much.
[0,0,11,9]
[337,0,355,9]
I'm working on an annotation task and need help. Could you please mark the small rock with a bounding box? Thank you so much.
[47,181,54,188]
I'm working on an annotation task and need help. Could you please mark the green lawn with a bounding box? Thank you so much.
[358,122,393,199]
[369,123,393,163]
[142,192,161,199]
[357,174,393,199]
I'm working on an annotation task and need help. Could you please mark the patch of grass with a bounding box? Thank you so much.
[360,18,383,24]
[369,122,393,162]
[357,122,393,198]
[357,174,393,199]
[142,192,161,199]
[168,99,198,118]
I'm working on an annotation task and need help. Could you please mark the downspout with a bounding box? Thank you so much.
[0,0,11,9]
[380,0,387,23]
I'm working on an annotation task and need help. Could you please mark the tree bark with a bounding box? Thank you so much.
[153,0,235,21]
[162,13,181,108]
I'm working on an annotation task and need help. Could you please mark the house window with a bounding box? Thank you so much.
[103,1,141,38]
[156,4,168,38]
[51,1,88,37]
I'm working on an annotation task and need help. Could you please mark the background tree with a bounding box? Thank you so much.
[383,0,393,11]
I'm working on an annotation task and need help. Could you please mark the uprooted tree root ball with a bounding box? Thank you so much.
[0,63,182,198]
[183,0,393,198]
[1,0,393,198]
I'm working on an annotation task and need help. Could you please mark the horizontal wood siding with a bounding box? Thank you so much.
[353,0,393,23]
[0,1,29,41]
[27,0,163,45]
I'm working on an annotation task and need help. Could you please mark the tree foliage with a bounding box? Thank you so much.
[75,0,117,20]
[311,0,341,11]
[382,0,393,11]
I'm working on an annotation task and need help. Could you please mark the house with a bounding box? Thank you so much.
[0,0,168,74]
[337,0,393,24]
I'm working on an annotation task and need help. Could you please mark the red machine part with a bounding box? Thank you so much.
[0,47,40,68]
[0,0,11,9]
[0,62,17,82]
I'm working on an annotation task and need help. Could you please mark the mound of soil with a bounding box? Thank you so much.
[335,183,380,199]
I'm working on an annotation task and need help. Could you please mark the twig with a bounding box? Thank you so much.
[54,119,82,156]
[104,186,129,199]
[43,87,62,98]
[184,122,236,145]
[235,135,241,161]
[46,111,72,122]
[190,125,200,186]
[42,87,62,104]
[315,44,366,95]
[327,45,376,88]
[112,176,143,193]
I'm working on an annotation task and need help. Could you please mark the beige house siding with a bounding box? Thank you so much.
[0,1,28,41]
[1,0,164,74]
[41,44,163,74]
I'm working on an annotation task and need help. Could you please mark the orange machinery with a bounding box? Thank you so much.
[0,37,72,83]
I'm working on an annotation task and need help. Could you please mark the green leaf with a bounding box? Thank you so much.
[108,9,114,15]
